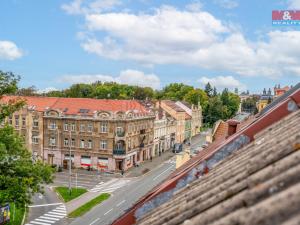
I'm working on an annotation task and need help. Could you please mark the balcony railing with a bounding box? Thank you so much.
[113,149,126,155]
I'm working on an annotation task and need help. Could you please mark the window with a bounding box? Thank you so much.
[15,116,19,127]
[116,141,123,150]
[87,123,93,132]
[71,123,76,131]
[88,140,92,149]
[128,139,131,148]
[32,136,39,144]
[9,116,12,125]
[64,138,69,147]
[80,139,85,148]
[64,123,69,131]
[22,117,26,127]
[49,137,56,146]
[49,121,56,130]
[100,122,108,133]
[80,124,85,132]
[100,140,107,150]
[71,138,75,147]
[116,127,123,133]
[33,119,39,127]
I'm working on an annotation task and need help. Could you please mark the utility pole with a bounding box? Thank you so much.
[68,130,72,195]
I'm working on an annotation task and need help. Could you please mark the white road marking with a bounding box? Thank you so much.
[52,209,66,213]
[104,208,113,215]
[35,218,55,223]
[44,214,64,218]
[89,218,100,225]
[30,221,51,225]
[153,166,174,181]
[117,200,126,207]
[28,203,63,208]
[27,205,67,225]
[47,212,66,216]
[39,216,59,221]
[89,179,131,193]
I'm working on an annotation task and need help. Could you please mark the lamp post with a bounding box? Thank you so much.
[68,130,72,195]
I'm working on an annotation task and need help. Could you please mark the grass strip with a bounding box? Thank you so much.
[68,193,110,218]
[55,187,87,202]
[6,203,25,225]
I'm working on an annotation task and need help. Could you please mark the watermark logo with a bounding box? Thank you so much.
[272,10,300,26]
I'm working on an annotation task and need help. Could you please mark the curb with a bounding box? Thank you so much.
[21,205,27,225]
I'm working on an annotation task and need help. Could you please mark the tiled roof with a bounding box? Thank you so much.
[163,100,186,112]
[1,96,150,115]
[1,96,59,112]
[112,82,300,225]
[138,110,300,225]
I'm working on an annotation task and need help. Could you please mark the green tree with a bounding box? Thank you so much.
[160,83,193,100]
[221,88,240,118]
[204,82,213,97]
[0,70,53,206]
[203,96,228,126]
[183,89,208,109]
[16,86,38,96]
[212,87,218,97]
[241,96,259,114]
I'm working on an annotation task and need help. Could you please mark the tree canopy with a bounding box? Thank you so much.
[0,70,53,206]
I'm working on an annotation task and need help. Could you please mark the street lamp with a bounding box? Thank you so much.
[68,130,72,195]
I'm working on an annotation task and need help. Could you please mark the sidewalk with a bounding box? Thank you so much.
[125,150,175,178]
[65,191,100,214]
[60,150,175,179]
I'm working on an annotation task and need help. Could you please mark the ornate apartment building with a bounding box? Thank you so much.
[153,109,176,157]
[157,100,202,144]
[2,96,155,172]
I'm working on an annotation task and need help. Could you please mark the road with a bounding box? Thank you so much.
[26,186,66,225]
[26,133,205,225]
[191,131,210,155]
[68,158,176,225]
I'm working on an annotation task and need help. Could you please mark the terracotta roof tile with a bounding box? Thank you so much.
[1,96,150,115]
[138,109,300,225]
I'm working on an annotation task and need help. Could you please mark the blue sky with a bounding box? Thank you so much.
[0,0,299,94]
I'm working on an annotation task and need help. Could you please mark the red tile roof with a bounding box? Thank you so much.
[1,96,150,115]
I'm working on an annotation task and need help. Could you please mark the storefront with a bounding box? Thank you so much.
[98,157,108,171]
[80,155,91,168]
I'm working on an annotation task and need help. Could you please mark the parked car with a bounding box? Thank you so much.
[173,143,183,154]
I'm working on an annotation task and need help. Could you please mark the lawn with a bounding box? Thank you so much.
[68,193,110,218]
[55,187,87,202]
[6,203,25,225]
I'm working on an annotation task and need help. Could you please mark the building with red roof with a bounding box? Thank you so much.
[1,96,155,171]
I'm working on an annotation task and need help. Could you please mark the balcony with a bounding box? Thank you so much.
[115,131,125,141]
[113,149,126,155]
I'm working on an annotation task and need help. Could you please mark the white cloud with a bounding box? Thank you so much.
[60,69,161,89]
[288,0,300,9]
[61,0,121,15]
[198,75,246,91]
[214,0,239,9]
[63,4,300,79]
[0,41,23,60]
[37,87,58,94]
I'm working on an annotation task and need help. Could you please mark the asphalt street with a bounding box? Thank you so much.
[27,132,205,225]
[68,157,177,225]
[26,186,65,225]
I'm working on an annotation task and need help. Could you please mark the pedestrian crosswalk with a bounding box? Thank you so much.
[165,159,176,165]
[89,178,131,193]
[25,204,66,225]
